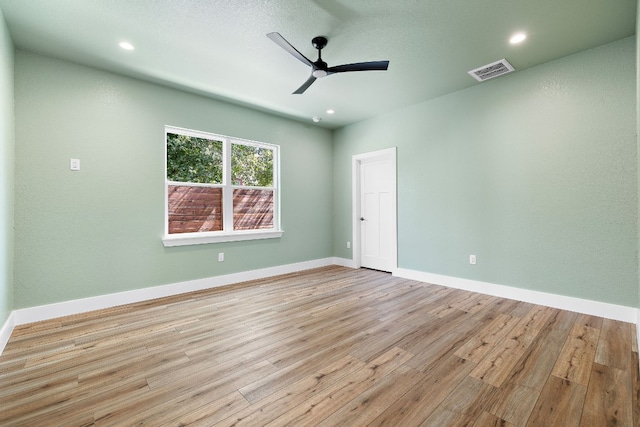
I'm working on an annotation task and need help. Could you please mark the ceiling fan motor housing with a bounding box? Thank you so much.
[311,36,328,50]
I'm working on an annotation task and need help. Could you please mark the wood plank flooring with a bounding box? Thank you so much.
[0,266,638,426]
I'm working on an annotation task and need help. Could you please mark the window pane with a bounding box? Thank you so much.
[168,185,223,233]
[167,133,223,184]
[231,144,273,187]
[233,188,274,230]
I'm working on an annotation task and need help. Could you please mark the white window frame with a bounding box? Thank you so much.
[162,125,282,247]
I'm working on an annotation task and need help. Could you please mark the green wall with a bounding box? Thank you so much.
[0,10,14,325]
[9,35,640,312]
[13,51,333,308]
[334,37,638,308]
[637,3,640,311]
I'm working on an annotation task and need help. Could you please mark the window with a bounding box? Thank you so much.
[163,126,281,246]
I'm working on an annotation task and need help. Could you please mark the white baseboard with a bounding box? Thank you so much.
[394,268,638,323]
[12,257,338,326]
[0,311,15,354]
[332,257,357,269]
[637,308,640,350]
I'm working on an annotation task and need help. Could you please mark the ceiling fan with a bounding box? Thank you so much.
[267,32,390,94]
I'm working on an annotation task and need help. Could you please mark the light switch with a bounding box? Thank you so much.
[70,159,80,171]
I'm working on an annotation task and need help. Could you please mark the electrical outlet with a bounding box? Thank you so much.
[346,241,351,249]
[70,158,80,171]
[218,252,224,262]
[469,255,477,265]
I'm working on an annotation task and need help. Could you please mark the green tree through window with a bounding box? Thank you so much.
[232,144,273,187]
[166,133,223,183]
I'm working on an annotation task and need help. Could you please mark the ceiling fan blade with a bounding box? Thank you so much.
[267,32,314,68]
[293,75,317,94]
[327,60,389,74]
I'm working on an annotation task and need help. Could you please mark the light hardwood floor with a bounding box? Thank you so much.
[1,266,639,426]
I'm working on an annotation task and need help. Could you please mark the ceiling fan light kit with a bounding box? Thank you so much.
[267,32,390,94]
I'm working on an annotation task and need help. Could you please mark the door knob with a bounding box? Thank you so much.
[360,217,365,221]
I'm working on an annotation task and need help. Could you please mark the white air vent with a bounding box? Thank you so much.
[468,59,515,82]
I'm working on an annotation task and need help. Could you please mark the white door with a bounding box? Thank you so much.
[354,148,397,272]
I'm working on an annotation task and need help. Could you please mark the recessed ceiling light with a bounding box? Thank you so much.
[326,109,335,115]
[119,41,135,50]
[509,32,527,44]
[312,117,322,123]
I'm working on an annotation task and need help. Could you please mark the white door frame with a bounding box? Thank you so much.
[352,147,398,271]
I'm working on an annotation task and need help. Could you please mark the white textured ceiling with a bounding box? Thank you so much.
[0,0,636,128]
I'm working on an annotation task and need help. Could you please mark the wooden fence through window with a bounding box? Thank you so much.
[168,185,273,234]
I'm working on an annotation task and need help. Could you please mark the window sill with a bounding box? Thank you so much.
[162,230,283,247]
